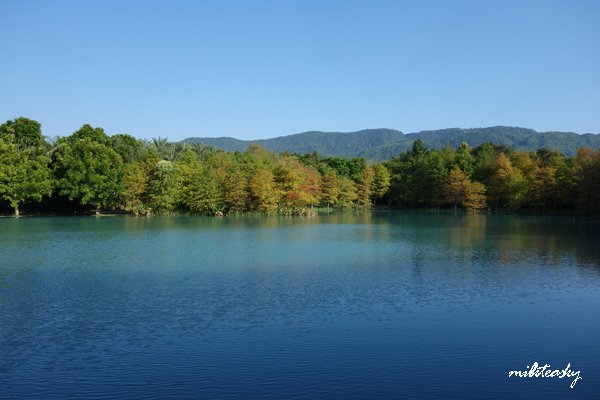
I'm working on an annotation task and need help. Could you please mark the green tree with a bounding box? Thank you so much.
[296,151,321,170]
[178,150,222,214]
[347,158,367,181]
[222,162,249,212]
[454,142,474,176]
[122,161,150,214]
[323,156,365,181]
[0,140,53,216]
[473,142,497,184]
[122,150,161,213]
[0,117,46,149]
[52,138,123,214]
[336,176,358,208]
[371,164,391,203]
[152,137,175,161]
[147,160,180,214]
[111,134,144,163]
[323,157,350,177]
[440,144,456,170]
[70,124,111,146]
[388,141,477,209]
[406,145,447,206]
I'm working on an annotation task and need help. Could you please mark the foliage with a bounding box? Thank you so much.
[357,166,374,208]
[455,142,474,176]
[2,117,599,216]
[443,167,486,210]
[275,155,321,214]
[488,153,528,210]
[147,160,180,214]
[385,140,447,207]
[0,140,52,215]
[249,168,279,213]
[221,161,249,212]
[336,176,358,208]
[320,171,340,209]
[178,150,222,214]
[575,148,600,212]
[69,124,111,146]
[52,136,123,211]
[371,164,391,200]
[111,134,144,163]
[0,117,46,149]
[385,141,599,213]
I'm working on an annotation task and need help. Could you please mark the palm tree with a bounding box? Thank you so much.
[152,137,174,161]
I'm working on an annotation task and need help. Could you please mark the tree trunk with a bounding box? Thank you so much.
[14,205,20,218]
[95,207,101,216]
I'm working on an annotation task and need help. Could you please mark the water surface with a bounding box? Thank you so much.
[1,212,599,399]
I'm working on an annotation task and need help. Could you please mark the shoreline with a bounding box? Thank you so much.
[1,208,597,219]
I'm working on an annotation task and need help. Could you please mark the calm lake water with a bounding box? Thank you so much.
[1,212,599,399]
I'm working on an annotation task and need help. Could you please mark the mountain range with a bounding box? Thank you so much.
[183,126,600,160]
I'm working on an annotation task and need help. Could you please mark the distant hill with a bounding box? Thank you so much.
[183,126,600,160]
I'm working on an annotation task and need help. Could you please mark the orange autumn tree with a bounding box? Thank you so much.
[443,166,486,211]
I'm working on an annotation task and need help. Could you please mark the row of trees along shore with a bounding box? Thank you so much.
[0,117,599,217]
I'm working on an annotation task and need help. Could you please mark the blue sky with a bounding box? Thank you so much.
[1,0,598,140]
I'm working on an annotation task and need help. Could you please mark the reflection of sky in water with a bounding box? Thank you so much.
[0,213,599,399]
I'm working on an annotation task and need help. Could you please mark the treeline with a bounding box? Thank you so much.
[0,118,390,216]
[1,117,599,217]
[383,140,600,213]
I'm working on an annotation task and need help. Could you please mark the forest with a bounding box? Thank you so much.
[1,117,599,217]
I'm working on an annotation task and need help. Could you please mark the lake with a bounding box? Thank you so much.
[1,212,599,399]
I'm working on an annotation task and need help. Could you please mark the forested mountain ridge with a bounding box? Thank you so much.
[184,126,600,160]
[184,129,405,157]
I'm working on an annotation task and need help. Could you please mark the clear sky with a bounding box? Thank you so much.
[1,0,599,141]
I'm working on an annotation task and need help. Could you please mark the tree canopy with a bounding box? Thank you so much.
[1,117,599,216]
[52,135,123,213]
[0,117,46,149]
